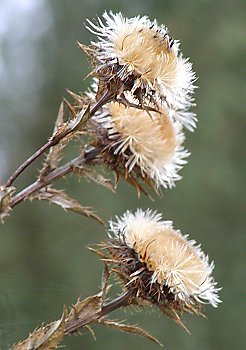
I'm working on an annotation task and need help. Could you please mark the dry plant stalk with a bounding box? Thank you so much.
[12,263,163,349]
[0,11,221,349]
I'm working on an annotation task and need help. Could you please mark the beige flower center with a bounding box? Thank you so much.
[127,224,208,296]
[112,26,177,85]
[108,102,177,165]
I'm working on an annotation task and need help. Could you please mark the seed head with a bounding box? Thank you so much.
[86,11,197,130]
[92,97,189,189]
[106,209,221,314]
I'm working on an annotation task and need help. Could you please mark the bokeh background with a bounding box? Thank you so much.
[0,0,245,349]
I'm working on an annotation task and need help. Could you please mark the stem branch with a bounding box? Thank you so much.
[9,147,100,209]
[5,89,114,188]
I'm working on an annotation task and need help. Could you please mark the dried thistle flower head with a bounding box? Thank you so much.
[92,96,189,189]
[105,209,221,318]
[86,11,197,130]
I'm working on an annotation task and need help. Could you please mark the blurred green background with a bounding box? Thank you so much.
[0,0,245,349]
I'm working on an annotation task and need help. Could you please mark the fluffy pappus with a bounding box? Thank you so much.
[107,209,221,311]
[92,96,189,189]
[86,11,197,130]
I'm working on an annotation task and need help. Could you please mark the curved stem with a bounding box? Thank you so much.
[5,138,56,188]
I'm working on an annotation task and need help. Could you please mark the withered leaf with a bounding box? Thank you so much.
[67,292,102,323]
[77,41,98,67]
[12,306,66,350]
[30,187,104,224]
[49,104,90,149]
[0,186,15,222]
[66,89,87,107]
[158,304,190,333]
[42,102,66,172]
[84,325,96,340]
[59,104,90,134]
[65,292,103,334]
[101,262,110,303]
[98,319,163,346]
[52,101,66,137]
[75,166,115,192]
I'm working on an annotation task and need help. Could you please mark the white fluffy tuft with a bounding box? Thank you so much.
[86,11,197,130]
[109,209,221,307]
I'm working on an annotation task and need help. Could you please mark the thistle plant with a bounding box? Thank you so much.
[1,11,221,349]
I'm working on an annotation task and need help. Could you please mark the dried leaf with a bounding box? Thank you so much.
[66,89,84,102]
[66,89,88,109]
[84,325,96,340]
[63,97,77,119]
[53,101,66,137]
[77,41,97,67]
[159,304,190,333]
[65,292,103,334]
[50,104,91,148]
[74,166,115,192]
[12,306,66,350]
[67,293,102,322]
[0,186,15,222]
[113,172,120,191]
[65,104,91,134]
[98,319,163,346]
[30,187,104,224]
[101,262,110,303]
[43,102,66,171]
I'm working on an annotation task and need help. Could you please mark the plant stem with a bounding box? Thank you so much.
[9,147,100,209]
[65,291,132,335]
[5,89,114,188]
[5,138,59,188]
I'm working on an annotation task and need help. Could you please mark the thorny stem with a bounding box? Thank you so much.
[9,147,101,209]
[65,290,132,335]
[5,89,115,188]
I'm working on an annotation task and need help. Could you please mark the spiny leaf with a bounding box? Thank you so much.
[67,104,91,133]
[158,304,190,334]
[74,166,115,192]
[101,262,110,304]
[98,319,163,346]
[84,325,96,340]
[42,102,66,172]
[65,292,103,334]
[67,292,102,323]
[30,187,104,224]
[50,104,91,145]
[63,97,77,119]
[12,306,66,350]
[0,186,15,222]
[53,101,66,136]
[77,41,97,67]
[66,89,87,109]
